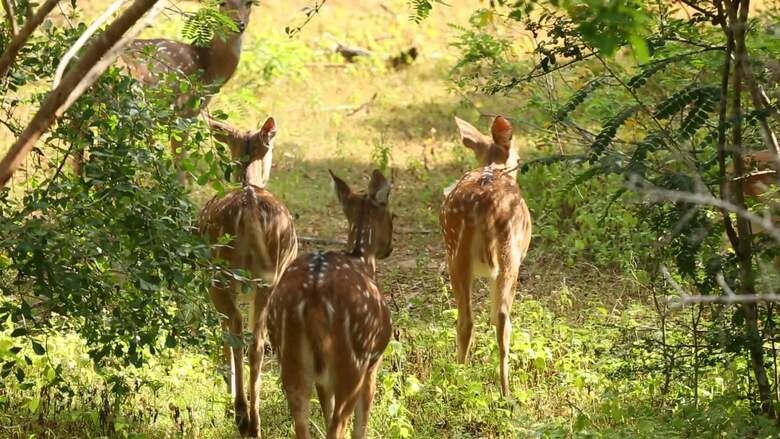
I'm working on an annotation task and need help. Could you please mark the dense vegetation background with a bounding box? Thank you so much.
[1,0,779,437]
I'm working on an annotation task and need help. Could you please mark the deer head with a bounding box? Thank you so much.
[454,115,519,173]
[330,169,394,273]
[207,116,276,187]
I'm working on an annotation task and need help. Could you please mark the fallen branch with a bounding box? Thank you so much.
[346,92,377,117]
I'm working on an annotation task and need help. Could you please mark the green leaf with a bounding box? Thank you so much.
[31,340,45,355]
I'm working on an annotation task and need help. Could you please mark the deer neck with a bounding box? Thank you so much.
[198,32,244,87]
[347,199,377,277]
[242,140,271,188]
[487,144,519,179]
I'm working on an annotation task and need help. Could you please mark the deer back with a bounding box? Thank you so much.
[268,252,391,372]
[199,185,297,283]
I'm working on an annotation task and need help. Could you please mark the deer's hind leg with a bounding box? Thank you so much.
[209,283,249,432]
[449,228,475,364]
[493,267,518,398]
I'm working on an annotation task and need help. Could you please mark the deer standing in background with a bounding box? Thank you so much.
[726,149,779,236]
[266,170,394,439]
[73,0,254,177]
[440,116,532,397]
[198,116,298,437]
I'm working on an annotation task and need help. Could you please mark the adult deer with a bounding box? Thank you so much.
[71,0,254,177]
[440,115,532,397]
[266,170,393,439]
[198,116,297,437]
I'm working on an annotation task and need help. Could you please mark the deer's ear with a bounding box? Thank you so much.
[491,115,513,149]
[260,117,277,140]
[368,169,391,206]
[329,169,352,208]
[455,116,491,159]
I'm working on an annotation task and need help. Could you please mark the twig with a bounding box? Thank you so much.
[53,0,127,89]
[346,92,377,117]
[285,0,326,38]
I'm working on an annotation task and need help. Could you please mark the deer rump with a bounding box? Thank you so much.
[267,252,392,383]
[199,185,296,283]
[441,168,531,277]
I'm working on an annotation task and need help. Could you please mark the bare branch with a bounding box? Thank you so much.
[670,294,780,307]
[53,0,127,89]
[0,0,162,188]
[60,1,165,111]
[627,176,780,243]
[0,0,60,78]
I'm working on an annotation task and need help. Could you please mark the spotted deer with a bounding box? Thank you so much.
[198,116,297,437]
[72,0,254,178]
[266,170,393,439]
[119,0,252,115]
[440,115,532,397]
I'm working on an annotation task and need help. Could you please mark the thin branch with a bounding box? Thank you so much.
[670,294,780,306]
[2,0,18,36]
[503,52,598,89]
[715,0,739,248]
[285,0,326,38]
[0,0,60,78]
[53,0,127,89]
[627,175,780,243]
[0,0,162,188]
[678,0,717,19]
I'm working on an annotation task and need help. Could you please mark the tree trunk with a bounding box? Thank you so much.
[729,0,777,418]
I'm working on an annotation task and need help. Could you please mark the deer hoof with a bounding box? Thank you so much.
[236,410,251,436]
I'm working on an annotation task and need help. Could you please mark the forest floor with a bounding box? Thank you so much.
[2,0,779,438]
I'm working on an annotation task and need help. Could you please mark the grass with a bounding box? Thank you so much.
[2,0,780,438]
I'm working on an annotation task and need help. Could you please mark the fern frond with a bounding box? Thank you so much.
[678,88,718,141]
[408,0,446,23]
[627,59,674,90]
[625,131,667,180]
[653,84,718,120]
[589,105,640,161]
[182,7,237,47]
[553,76,607,122]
